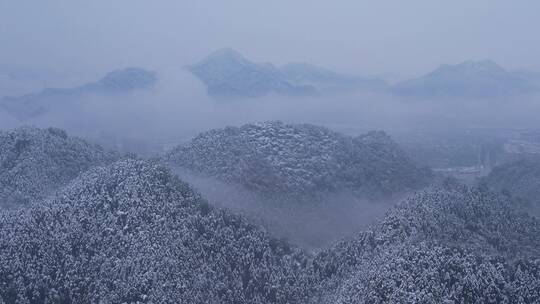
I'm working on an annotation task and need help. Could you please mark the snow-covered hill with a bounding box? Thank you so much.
[0,159,309,303]
[0,127,117,209]
[482,158,540,210]
[166,121,432,201]
[310,187,540,303]
[1,149,539,302]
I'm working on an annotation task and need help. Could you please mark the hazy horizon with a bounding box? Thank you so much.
[1,0,540,82]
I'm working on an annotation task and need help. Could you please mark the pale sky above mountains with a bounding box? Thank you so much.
[1,0,539,80]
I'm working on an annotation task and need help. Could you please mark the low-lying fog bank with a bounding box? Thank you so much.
[172,168,405,250]
[2,67,540,160]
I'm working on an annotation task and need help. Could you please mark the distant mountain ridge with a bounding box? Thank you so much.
[188,48,385,98]
[392,60,538,98]
[191,50,539,99]
[188,48,316,98]
[280,62,386,92]
[0,67,157,120]
[0,65,56,98]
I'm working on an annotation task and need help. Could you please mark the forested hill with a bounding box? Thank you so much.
[2,126,539,303]
[309,187,540,303]
[166,121,432,201]
[1,155,539,302]
[0,127,117,209]
[0,159,310,303]
[481,158,540,210]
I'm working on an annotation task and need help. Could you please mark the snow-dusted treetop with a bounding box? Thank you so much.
[166,121,432,201]
[0,126,117,209]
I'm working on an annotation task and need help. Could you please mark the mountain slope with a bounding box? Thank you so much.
[392,60,537,98]
[1,67,157,120]
[166,121,431,201]
[188,48,317,98]
[482,158,540,210]
[0,159,309,303]
[0,65,57,98]
[0,127,117,209]
[310,187,540,303]
[280,62,386,92]
[2,159,539,303]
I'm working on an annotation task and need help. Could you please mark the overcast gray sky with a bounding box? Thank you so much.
[1,0,539,79]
